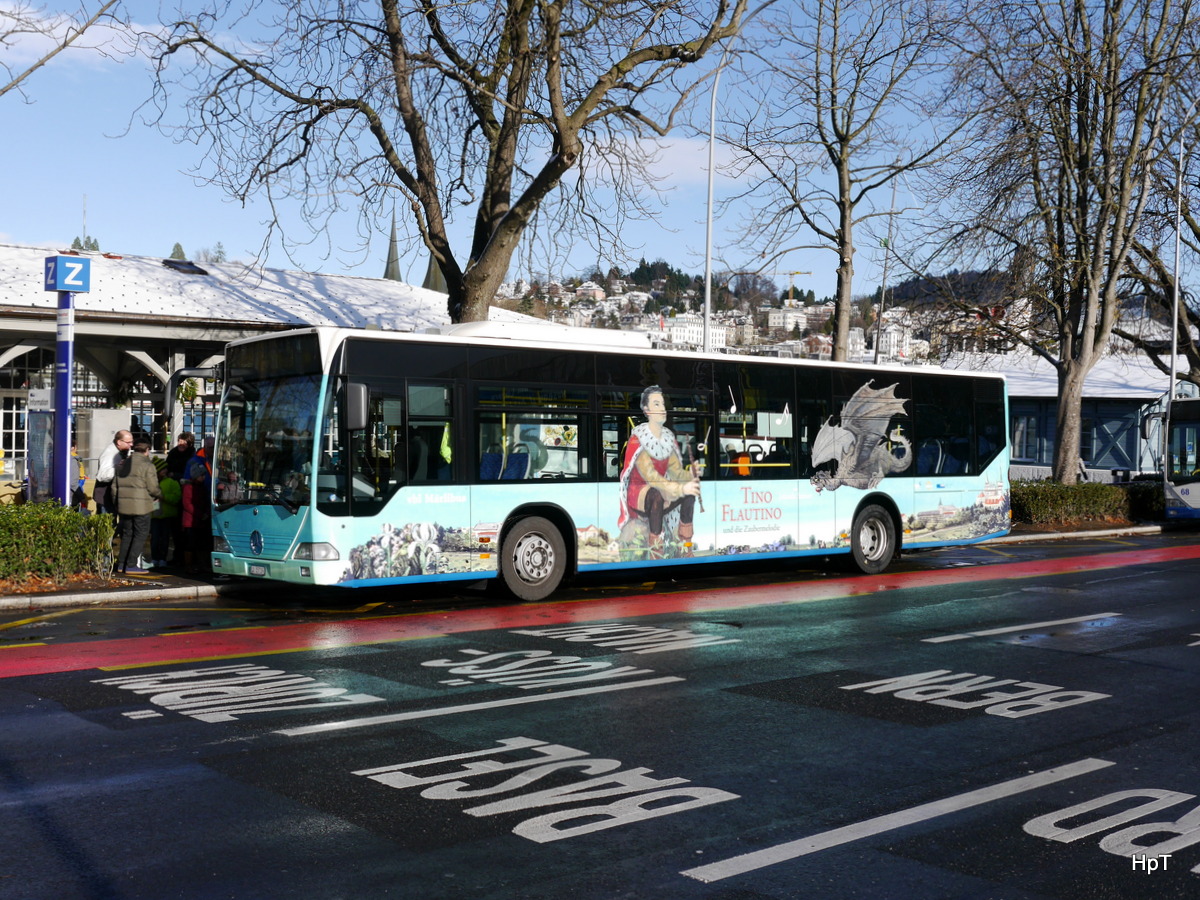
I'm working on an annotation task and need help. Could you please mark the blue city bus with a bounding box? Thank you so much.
[1163,397,1200,520]
[209,323,1010,600]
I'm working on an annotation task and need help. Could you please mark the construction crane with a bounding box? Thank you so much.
[786,271,812,305]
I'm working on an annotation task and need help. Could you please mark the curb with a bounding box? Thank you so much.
[0,579,254,611]
[992,524,1164,544]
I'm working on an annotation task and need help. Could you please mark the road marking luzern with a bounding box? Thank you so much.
[681,758,1115,883]
[922,613,1122,643]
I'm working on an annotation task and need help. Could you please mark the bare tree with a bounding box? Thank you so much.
[1,1,122,100]
[719,0,967,360]
[146,0,753,323]
[1115,106,1200,387]
[949,0,1196,483]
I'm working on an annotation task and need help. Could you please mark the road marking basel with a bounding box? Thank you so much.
[681,758,1116,883]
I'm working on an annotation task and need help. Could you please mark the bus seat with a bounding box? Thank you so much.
[917,438,943,474]
[512,442,540,475]
[943,439,971,474]
[479,452,504,480]
[501,449,530,480]
[747,443,765,461]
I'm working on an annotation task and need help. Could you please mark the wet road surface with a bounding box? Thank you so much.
[2,530,1200,899]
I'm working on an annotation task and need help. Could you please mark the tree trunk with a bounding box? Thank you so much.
[832,189,855,361]
[1052,363,1086,484]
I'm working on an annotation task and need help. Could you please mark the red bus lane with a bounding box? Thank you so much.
[3,542,1200,679]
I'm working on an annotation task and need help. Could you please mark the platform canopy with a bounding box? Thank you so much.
[0,242,451,401]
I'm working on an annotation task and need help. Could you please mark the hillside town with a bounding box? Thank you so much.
[489,263,1017,364]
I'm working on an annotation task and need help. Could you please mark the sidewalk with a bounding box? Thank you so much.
[0,523,1169,612]
[0,568,263,611]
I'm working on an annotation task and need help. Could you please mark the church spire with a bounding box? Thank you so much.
[383,214,401,281]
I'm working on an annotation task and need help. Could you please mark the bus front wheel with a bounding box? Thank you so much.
[851,504,896,575]
[500,516,566,602]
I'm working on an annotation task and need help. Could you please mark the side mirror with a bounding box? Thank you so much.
[1141,412,1163,441]
[341,381,369,432]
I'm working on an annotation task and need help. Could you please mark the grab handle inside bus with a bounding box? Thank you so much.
[342,381,369,432]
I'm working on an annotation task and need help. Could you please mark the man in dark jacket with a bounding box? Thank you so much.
[165,431,195,477]
[113,442,162,574]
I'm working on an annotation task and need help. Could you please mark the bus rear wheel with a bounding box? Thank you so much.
[851,504,896,575]
[500,516,566,602]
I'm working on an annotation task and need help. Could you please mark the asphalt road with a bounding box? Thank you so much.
[2,530,1200,900]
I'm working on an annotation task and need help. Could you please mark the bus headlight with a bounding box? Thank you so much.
[213,536,231,553]
[294,542,339,561]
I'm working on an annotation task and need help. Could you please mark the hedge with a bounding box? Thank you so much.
[1010,479,1164,525]
[0,503,116,582]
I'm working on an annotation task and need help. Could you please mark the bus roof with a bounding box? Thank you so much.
[228,322,1006,382]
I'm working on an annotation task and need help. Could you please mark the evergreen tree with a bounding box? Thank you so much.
[196,243,229,264]
[169,242,187,260]
[71,236,99,251]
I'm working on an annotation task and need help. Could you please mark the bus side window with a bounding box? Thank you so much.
[408,384,453,482]
[717,364,797,480]
[602,415,629,481]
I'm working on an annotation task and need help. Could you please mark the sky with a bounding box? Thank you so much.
[0,2,858,303]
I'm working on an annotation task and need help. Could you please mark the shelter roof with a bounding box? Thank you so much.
[0,243,450,331]
[942,350,1174,401]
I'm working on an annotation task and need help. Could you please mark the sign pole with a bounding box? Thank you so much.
[53,290,76,506]
[44,255,90,507]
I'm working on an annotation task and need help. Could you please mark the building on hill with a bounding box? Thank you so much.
[574,281,605,302]
[765,308,807,333]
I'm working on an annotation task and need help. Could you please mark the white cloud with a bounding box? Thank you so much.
[645,136,738,187]
[1,1,140,69]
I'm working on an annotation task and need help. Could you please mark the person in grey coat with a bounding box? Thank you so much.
[113,441,162,574]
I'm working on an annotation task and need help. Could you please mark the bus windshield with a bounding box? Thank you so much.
[1168,403,1200,486]
[215,332,323,513]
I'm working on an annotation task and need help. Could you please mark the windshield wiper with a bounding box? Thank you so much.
[218,485,300,515]
[259,487,299,515]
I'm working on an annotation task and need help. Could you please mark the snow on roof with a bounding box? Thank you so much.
[0,243,451,331]
[943,350,1175,400]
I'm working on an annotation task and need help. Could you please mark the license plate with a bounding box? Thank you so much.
[249,564,267,577]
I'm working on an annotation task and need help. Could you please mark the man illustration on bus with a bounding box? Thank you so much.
[617,385,702,558]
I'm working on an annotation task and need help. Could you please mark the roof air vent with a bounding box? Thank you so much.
[162,259,210,276]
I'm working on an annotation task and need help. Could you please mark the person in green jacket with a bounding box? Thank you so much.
[113,442,162,574]
[149,457,181,568]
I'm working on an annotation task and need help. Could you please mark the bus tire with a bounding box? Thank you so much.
[851,504,896,575]
[500,516,566,602]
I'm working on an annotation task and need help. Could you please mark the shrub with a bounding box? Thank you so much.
[0,503,116,582]
[1011,480,1162,525]
[1122,480,1166,521]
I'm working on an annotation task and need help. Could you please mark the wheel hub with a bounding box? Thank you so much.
[860,520,885,560]
[514,533,554,583]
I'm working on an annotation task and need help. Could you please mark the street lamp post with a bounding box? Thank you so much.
[703,0,779,354]
[873,166,900,365]
[702,54,725,354]
[1168,99,1199,487]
